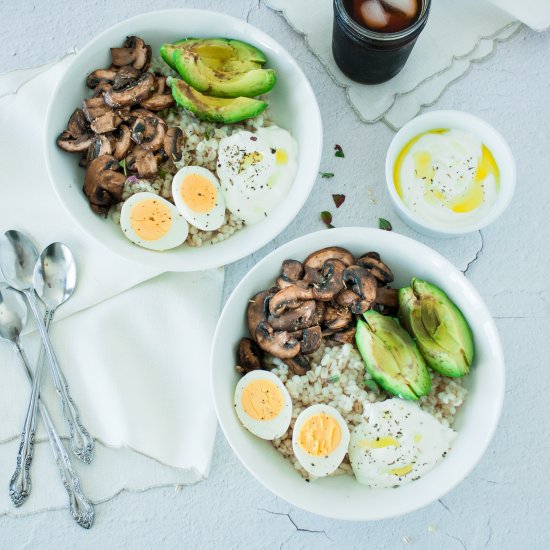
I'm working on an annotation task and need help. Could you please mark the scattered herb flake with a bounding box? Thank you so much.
[158,168,168,179]
[321,211,334,228]
[119,158,127,176]
[379,217,393,231]
[319,171,335,179]
[332,194,346,208]
[328,375,340,383]
[334,144,345,158]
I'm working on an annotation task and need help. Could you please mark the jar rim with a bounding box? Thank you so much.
[334,0,431,42]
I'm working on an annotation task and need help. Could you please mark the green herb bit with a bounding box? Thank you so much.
[321,211,334,228]
[334,144,345,158]
[119,158,127,176]
[379,218,392,231]
[328,375,340,383]
[320,172,335,179]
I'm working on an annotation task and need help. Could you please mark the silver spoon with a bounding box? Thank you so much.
[34,243,93,463]
[0,284,94,528]
[0,283,34,506]
[0,231,93,463]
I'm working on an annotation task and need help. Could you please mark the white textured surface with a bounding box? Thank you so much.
[1,0,549,548]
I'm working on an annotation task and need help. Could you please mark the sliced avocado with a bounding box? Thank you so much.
[192,38,266,64]
[174,50,276,98]
[201,57,261,73]
[170,78,267,124]
[160,38,266,72]
[355,312,431,400]
[160,39,191,70]
[398,278,474,377]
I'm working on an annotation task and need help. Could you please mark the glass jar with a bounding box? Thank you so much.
[332,0,431,84]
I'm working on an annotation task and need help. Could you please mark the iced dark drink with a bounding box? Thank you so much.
[332,0,431,84]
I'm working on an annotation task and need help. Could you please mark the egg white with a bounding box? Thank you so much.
[348,399,457,488]
[292,404,350,478]
[171,166,226,231]
[120,192,188,251]
[234,370,292,440]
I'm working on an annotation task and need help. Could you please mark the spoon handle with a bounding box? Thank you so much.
[24,290,94,464]
[13,340,94,529]
[8,338,42,507]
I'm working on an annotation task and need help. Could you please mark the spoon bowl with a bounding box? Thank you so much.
[34,243,77,310]
[0,284,27,341]
[0,231,39,291]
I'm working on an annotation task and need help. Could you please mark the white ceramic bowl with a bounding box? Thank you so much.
[44,9,322,271]
[211,227,504,520]
[385,110,516,238]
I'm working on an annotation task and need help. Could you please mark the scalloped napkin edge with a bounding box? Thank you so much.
[263,0,521,129]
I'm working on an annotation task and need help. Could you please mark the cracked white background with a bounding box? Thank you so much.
[1,0,549,548]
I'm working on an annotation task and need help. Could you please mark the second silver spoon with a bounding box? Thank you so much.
[33,243,94,464]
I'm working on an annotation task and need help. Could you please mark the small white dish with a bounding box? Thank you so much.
[211,227,505,521]
[44,9,322,271]
[385,110,515,238]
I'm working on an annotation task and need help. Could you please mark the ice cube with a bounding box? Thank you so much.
[381,0,417,18]
[360,0,390,29]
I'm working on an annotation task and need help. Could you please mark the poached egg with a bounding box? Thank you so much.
[216,126,297,225]
[349,398,456,488]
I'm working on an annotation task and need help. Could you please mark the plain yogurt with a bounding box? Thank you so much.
[393,129,500,229]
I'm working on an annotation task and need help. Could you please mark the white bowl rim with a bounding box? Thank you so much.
[211,226,505,521]
[43,8,323,271]
[385,109,516,237]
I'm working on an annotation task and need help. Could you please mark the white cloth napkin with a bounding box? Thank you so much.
[263,0,520,129]
[0,58,222,516]
[487,0,550,31]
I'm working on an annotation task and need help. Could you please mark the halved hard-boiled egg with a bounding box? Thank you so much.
[292,404,350,477]
[120,192,188,250]
[172,166,226,231]
[234,370,292,440]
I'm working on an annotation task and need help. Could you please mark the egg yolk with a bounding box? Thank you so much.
[239,151,264,172]
[241,379,284,421]
[180,174,217,213]
[275,148,288,165]
[358,436,400,449]
[389,464,413,476]
[130,199,172,241]
[299,413,341,457]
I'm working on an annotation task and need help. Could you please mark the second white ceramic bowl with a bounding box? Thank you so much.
[44,9,322,271]
[385,110,516,238]
[211,227,505,521]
